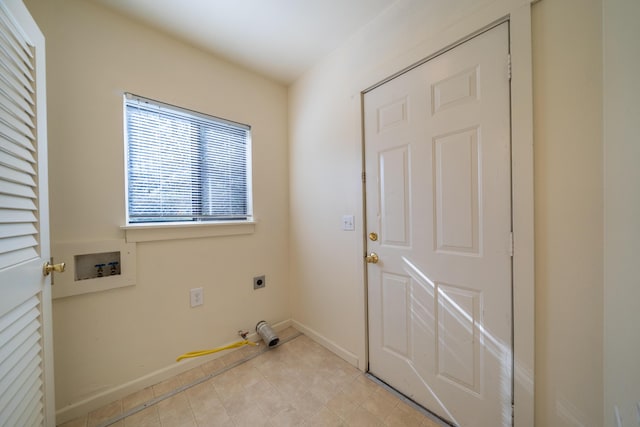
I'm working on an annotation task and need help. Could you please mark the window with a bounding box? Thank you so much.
[124,94,252,225]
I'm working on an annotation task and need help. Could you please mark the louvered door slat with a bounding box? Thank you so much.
[0,150,35,175]
[0,117,34,149]
[0,81,34,118]
[19,396,44,427]
[0,180,36,199]
[3,365,41,427]
[0,33,34,98]
[0,193,36,211]
[25,407,44,427]
[0,296,42,427]
[0,43,33,91]
[0,138,35,164]
[0,340,40,414]
[0,247,37,270]
[0,107,35,138]
[0,208,36,222]
[0,54,34,101]
[0,12,34,65]
[0,163,35,186]
[0,235,38,256]
[0,222,36,238]
[0,98,36,131]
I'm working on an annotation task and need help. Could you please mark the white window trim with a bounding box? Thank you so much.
[122,219,256,243]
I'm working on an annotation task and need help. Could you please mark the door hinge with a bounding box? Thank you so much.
[509,232,514,257]
[362,172,366,183]
[507,54,512,81]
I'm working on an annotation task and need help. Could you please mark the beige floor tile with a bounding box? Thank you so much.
[361,388,400,420]
[230,405,271,427]
[153,375,183,397]
[325,391,359,421]
[122,386,154,411]
[57,417,87,427]
[265,404,305,427]
[422,415,447,427]
[233,365,265,389]
[344,405,385,427]
[200,357,225,375]
[308,376,342,404]
[289,390,323,419]
[243,381,290,418]
[210,368,244,397]
[218,386,257,418]
[385,401,433,427]
[123,406,160,427]
[156,393,196,427]
[219,347,247,366]
[178,366,205,386]
[306,406,347,427]
[87,400,122,427]
[339,376,376,404]
[186,382,232,426]
[184,378,217,402]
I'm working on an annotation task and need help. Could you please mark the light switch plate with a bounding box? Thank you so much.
[342,215,355,231]
[190,287,203,307]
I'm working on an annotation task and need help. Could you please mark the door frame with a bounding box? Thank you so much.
[359,4,534,427]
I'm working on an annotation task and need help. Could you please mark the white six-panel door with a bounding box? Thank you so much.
[365,23,512,427]
[0,1,54,426]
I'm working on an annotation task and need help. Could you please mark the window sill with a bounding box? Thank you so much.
[122,220,256,243]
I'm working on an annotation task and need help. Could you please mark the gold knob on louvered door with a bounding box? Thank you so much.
[43,262,65,277]
[365,253,379,264]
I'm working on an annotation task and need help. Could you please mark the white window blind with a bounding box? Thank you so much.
[124,94,252,224]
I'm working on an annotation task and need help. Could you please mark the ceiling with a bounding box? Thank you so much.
[92,0,397,84]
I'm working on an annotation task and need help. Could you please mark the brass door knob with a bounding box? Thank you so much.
[365,253,379,264]
[43,261,65,277]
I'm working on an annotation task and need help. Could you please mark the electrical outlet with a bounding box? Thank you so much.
[253,275,266,290]
[190,287,203,307]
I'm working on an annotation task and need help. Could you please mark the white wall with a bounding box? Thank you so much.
[290,0,604,425]
[24,0,290,421]
[532,1,604,426]
[603,0,640,425]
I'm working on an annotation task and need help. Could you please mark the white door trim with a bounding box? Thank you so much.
[359,4,534,427]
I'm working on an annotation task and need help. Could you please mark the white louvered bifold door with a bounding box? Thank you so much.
[0,1,54,426]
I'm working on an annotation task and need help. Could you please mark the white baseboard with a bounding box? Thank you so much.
[291,320,360,369]
[55,319,292,424]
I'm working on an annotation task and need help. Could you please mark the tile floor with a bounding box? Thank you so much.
[58,329,445,427]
